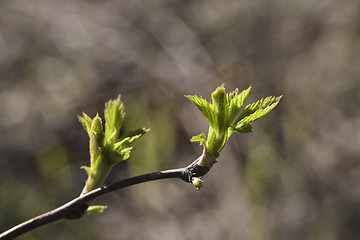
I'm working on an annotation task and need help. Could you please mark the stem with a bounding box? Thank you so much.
[0,168,191,240]
[81,160,112,194]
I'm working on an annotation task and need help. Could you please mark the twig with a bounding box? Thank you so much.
[0,159,209,240]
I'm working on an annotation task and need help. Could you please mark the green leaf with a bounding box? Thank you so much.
[80,96,149,193]
[104,95,125,145]
[89,114,104,166]
[86,205,108,214]
[78,112,92,136]
[235,96,282,124]
[120,147,133,160]
[226,86,251,126]
[211,85,226,135]
[185,95,217,131]
[81,166,92,177]
[113,128,149,161]
[90,114,103,137]
[116,128,150,147]
[232,122,253,133]
[187,85,281,170]
[190,133,206,145]
[234,96,282,132]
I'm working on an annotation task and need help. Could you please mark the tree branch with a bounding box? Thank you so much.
[0,165,199,240]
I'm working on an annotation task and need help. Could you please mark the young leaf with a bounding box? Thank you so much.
[80,96,148,194]
[235,96,282,124]
[211,85,227,135]
[89,114,104,166]
[90,114,103,137]
[81,166,93,177]
[86,205,108,214]
[187,85,281,172]
[120,147,133,160]
[118,128,150,147]
[78,112,92,136]
[234,96,282,132]
[232,122,253,133]
[190,133,206,145]
[226,86,251,126]
[104,95,125,145]
[185,95,217,131]
[113,128,149,160]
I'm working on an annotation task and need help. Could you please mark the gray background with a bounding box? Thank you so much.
[0,0,359,239]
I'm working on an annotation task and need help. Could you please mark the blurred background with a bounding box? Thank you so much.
[0,0,359,239]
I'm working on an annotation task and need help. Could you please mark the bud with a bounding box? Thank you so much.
[192,177,203,191]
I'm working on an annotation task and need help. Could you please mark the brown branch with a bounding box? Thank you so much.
[0,160,210,240]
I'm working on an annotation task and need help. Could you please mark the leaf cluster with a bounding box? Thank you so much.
[186,85,281,169]
[78,96,149,194]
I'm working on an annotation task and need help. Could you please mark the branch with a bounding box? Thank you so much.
[1,85,281,240]
[0,159,208,240]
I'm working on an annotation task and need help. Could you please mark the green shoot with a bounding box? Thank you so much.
[186,85,281,190]
[79,95,149,204]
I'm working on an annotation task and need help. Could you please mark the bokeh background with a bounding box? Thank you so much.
[1,0,360,239]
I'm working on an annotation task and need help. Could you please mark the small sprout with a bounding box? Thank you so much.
[186,85,281,190]
[192,177,203,191]
[79,95,149,194]
[190,133,206,145]
[86,205,108,214]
